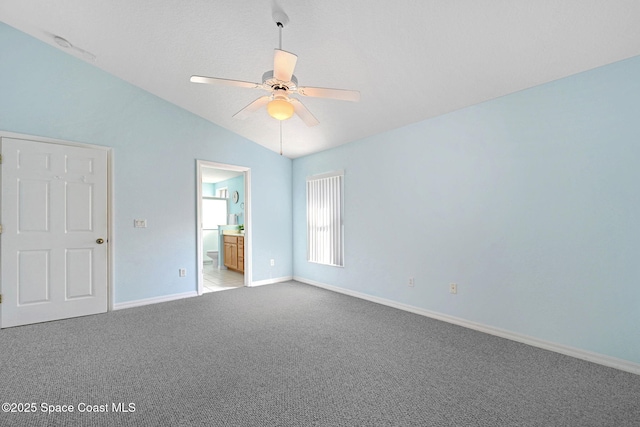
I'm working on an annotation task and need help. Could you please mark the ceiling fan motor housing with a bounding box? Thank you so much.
[262,71,298,92]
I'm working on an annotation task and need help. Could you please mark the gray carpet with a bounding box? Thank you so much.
[1,281,639,426]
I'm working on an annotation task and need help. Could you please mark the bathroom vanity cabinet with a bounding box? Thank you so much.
[223,235,244,273]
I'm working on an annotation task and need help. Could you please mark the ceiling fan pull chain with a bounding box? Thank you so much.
[280,121,283,156]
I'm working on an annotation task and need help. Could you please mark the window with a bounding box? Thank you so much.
[202,198,228,230]
[307,171,344,267]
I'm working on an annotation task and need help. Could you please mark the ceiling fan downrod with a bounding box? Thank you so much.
[272,9,289,50]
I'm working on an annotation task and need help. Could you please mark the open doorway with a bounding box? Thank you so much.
[196,160,251,295]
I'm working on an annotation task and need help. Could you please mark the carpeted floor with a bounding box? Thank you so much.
[1,281,639,426]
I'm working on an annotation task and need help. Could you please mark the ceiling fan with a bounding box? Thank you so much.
[190,11,360,127]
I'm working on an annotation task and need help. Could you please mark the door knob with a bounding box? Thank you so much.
[96,238,105,244]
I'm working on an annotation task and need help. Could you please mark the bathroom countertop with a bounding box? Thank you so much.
[222,231,244,236]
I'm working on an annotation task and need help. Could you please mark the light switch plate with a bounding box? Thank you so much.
[134,219,147,228]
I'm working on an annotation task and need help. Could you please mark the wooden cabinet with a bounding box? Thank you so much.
[224,240,237,270]
[237,236,244,273]
[223,235,244,273]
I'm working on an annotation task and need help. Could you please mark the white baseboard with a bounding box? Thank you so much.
[250,276,293,287]
[294,276,640,376]
[113,290,198,311]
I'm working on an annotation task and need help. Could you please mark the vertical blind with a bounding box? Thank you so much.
[307,171,344,267]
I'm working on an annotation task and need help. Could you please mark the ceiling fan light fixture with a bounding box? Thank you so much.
[267,98,294,120]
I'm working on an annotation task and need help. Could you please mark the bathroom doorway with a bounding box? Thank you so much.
[196,160,251,294]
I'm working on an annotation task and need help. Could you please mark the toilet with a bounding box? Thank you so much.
[206,250,219,267]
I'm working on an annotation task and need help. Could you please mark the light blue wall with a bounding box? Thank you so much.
[202,183,216,198]
[0,23,293,302]
[293,55,640,365]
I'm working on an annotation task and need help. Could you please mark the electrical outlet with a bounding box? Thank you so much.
[179,268,186,277]
[449,283,457,294]
[270,259,275,267]
[408,277,414,287]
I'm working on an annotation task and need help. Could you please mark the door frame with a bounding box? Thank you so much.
[196,160,251,295]
[0,131,115,325]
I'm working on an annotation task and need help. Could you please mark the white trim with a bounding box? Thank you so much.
[196,160,251,296]
[107,144,115,312]
[0,131,111,151]
[306,169,345,181]
[294,276,640,376]
[0,131,115,320]
[196,162,204,296]
[250,276,293,287]
[113,291,198,311]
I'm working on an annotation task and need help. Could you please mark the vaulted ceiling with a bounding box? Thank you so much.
[2,1,640,158]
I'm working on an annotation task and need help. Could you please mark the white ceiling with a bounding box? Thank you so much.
[2,1,640,158]
[202,167,242,184]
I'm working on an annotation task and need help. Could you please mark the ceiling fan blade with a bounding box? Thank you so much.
[297,86,360,102]
[273,49,298,82]
[190,75,262,89]
[290,98,319,127]
[233,96,270,120]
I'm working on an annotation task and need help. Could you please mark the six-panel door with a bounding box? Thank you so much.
[1,137,108,328]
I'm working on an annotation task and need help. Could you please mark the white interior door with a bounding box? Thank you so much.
[1,137,108,328]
